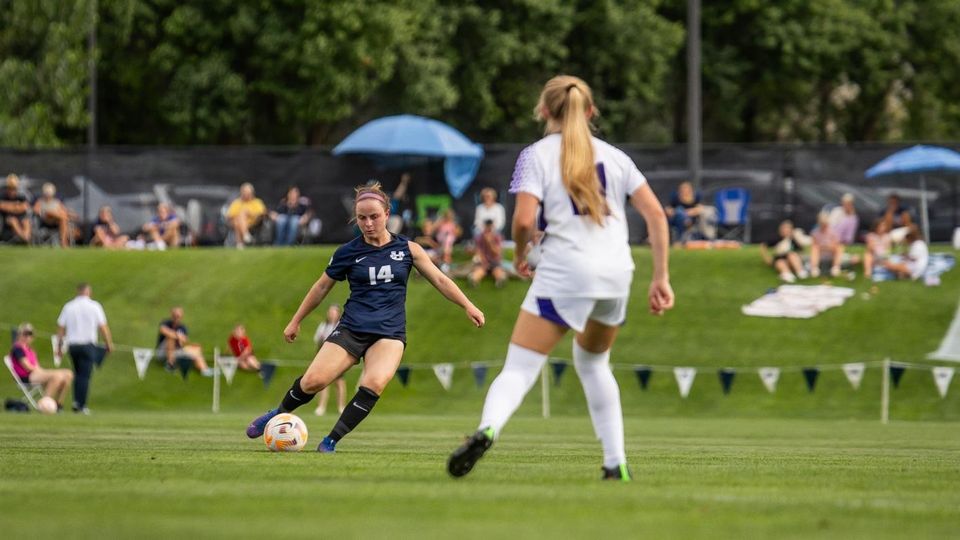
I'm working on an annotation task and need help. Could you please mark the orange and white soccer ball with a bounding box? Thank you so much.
[37,396,58,415]
[264,413,308,452]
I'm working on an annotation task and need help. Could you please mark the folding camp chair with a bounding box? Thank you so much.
[4,355,43,410]
[715,187,752,243]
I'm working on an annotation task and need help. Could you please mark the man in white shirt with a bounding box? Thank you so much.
[56,283,114,414]
[472,188,506,236]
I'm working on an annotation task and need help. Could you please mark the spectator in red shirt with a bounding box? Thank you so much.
[228,324,261,372]
[468,219,508,287]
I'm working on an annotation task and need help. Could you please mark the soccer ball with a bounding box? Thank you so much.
[37,397,57,415]
[264,413,308,452]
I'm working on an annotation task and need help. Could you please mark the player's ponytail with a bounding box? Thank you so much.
[536,75,606,225]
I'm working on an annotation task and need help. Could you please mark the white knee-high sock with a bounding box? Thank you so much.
[573,340,626,469]
[479,343,547,437]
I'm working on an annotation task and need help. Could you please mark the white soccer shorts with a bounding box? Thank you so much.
[520,290,628,333]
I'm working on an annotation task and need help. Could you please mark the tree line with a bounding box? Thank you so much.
[2,0,959,147]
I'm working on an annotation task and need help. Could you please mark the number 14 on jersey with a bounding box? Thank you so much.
[368,265,395,285]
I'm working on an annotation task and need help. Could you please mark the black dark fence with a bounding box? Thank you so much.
[2,143,958,244]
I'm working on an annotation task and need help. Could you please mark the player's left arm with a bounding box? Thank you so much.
[409,241,484,328]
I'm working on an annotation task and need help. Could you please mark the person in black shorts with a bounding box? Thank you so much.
[246,181,485,452]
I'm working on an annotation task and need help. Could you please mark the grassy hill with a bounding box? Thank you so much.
[1,246,957,420]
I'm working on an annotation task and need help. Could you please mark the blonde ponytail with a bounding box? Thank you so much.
[536,75,606,225]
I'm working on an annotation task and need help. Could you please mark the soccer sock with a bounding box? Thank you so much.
[478,343,547,437]
[327,386,380,442]
[573,340,626,469]
[279,376,316,413]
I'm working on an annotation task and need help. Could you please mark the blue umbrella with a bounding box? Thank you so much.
[333,115,484,198]
[865,145,960,241]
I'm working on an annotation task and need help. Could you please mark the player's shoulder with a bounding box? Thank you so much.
[592,136,633,165]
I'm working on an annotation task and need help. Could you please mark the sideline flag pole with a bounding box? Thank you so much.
[881,357,890,424]
[212,347,221,413]
[541,362,550,419]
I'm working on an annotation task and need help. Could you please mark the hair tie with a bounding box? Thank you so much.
[566,84,578,92]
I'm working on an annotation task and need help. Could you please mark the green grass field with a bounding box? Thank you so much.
[1,412,958,539]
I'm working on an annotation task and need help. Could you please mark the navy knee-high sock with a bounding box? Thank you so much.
[279,376,315,412]
[327,386,380,442]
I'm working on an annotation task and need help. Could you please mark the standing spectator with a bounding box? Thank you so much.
[759,220,810,283]
[473,187,506,236]
[809,213,845,278]
[91,206,130,249]
[312,304,347,416]
[880,193,913,231]
[1,174,31,244]
[469,219,508,288]
[435,208,461,274]
[665,181,714,243]
[226,182,267,249]
[387,173,412,235]
[156,307,213,376]
[55,283,114,414]
[270,186,312,246]
[33,183,76,248]
[882,225,929,280]
[228,324,261,372]
[829,193,859,246]
[10,323,73,411]
[142,202,181,249]
[863,219,892,280]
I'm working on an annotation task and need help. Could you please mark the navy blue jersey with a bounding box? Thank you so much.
[325,235,414,338]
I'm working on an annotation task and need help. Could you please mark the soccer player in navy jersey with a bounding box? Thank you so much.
[247,182,485,452]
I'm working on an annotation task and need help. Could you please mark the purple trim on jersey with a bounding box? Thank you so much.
[537,201,547,231]
[568,163,608,215]
[536,298,569,328]
[509,146,536,194]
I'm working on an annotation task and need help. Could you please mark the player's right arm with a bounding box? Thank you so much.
[629,183,674,316]
[511,193,540,278]
[284,273,337,343]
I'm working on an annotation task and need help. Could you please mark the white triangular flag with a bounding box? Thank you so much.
[132,348,154,380]
[673,367,696,398]
[433,363,454,391]
[932,366,954,398]
[758,367,780,393]
[842,362,866,390]
[51,335,62,367]
[219,356,239,385]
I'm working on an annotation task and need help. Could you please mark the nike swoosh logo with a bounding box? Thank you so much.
[356,256,367,262]
[352,403,369,412]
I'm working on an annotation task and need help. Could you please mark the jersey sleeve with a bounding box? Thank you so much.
[95,302,107,325]
[509,145,544,200]
[624,160,647,196]
[324,245,351,281]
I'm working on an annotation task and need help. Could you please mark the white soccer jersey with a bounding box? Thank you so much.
[510,133,647,298]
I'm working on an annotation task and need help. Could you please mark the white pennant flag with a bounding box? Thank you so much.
[51,335,63,367]
[932,366,954,398]
[219,356,239,385]
[758,367,780,393]
[842,362,866,390]
[132,348,154,380]
[673,367,696,398]
[433,363,454,391]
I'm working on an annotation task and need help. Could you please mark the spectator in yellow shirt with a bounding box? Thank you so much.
[227,182,267,248]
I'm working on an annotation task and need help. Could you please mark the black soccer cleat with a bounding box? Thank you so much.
[601,464,633,482]
[447,428,494,478]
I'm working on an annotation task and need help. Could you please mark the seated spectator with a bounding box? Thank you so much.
[880,193,913,231]
[142,202,180,249]
[226,182,267,249]
[473,187,506,236]
[156,307,212,376]
[33,182,77,247]
[9,323,73,411]
[665,181,716,243]
[828,193,859,245]
[434,208,461,274]
[882,225,929,280]
[91,206,130,249]
[863,219,892,280]
[227,324,261,372]
[469,219,508,288]
[810,213,845,278]
[0,174,31,244]
[760,220,811,283]
[313,304,347,416]
[270,186,312,246]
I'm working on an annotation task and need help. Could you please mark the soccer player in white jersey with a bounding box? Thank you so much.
[448,75,674,481]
